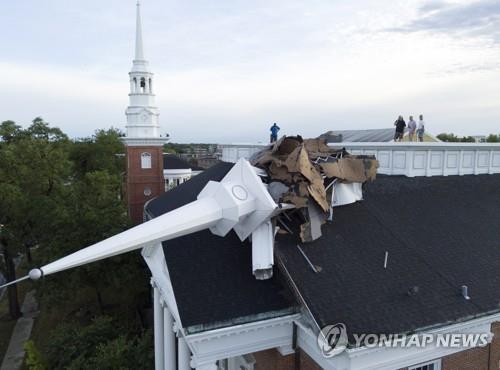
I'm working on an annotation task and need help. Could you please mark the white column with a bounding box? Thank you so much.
[489,150,494,174]
[178,336,191,370]
[473,149,479,175]
[425,149,431,177]
[163,306,176,370]
[153,285,164,370]
[458,150,464,175]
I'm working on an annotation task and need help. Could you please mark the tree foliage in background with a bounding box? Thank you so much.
[437,133,476,142]
[0,118,71,318]
[486,134,499,142]
[1,118,153,367]
[24,340,47,370]
[33,316,153,370]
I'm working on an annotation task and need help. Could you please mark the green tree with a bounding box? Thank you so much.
[460,136,475,143]
[70,128,125,179]
[0,118,71,318]
[43,317,153,370]
[35,128,138,311]
[437,133,477,143]
[24,340,47,370]
[1,120,151,363]
[486,134,499,143]
[437,133,460,142]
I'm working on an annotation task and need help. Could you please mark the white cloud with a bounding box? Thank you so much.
[0,0,499,142]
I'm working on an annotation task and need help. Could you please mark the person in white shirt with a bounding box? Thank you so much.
[417,115,425,142]
[408,116,417,141]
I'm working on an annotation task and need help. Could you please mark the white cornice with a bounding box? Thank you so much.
[122,137,168,146]
[186,314,301,368]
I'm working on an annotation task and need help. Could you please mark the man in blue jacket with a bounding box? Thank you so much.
[270,123,280,143]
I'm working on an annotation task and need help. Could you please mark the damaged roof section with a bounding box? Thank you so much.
[146,137,500,340]
[250,136,378,242]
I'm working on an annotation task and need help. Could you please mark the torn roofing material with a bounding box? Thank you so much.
[251,136,378,242]
[276,174,500,342]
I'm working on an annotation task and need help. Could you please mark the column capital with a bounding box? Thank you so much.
[277,344,295,356]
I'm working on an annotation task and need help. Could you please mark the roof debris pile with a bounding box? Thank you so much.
[251,136,378,242]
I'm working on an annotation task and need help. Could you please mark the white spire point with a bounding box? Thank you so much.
[135,0,144,60]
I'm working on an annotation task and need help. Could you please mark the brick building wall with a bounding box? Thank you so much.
[398,321,500,370]
[300,350,323,370]
[253,348,322,370]
[442,346,490,370]
[126,146,164,224]
[251,322,500,370]
[489,322,500,370]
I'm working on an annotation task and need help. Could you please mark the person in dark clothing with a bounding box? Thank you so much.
[394,116,406,142]
[270,123,280,143]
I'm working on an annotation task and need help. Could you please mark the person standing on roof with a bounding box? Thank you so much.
[417,115,425,142]
[407,116,417,142]
[393,116,406,142]
[270,123,280,143]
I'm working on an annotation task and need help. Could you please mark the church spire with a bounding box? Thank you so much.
[126,0,162,141]
[135,1,145,61]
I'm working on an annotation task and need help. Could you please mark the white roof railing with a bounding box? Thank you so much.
[221,142,500,177]
[328,142,500,177]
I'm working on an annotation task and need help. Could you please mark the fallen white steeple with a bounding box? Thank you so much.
[2,158,281,288]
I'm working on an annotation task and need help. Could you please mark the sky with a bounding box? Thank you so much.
[0,0,499,143]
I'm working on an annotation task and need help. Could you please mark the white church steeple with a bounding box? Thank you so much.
[134,0,145,61]
[124,0,164,143]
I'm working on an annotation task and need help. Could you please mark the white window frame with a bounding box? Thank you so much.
[141,152,152,169]
[409,358,442,370]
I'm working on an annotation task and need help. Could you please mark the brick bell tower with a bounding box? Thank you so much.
[124,1,167,224]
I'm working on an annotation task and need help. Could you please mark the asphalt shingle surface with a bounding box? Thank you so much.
[148,162,500,336]
[146,162,294,331]
[277,174,500,337]
[163,153,204,171]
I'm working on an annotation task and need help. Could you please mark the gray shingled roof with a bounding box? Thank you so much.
[147,162,500,339]
[322,128,398,142]
[277,174,500,340]
[163,153,204,171]
[146,163,296,333]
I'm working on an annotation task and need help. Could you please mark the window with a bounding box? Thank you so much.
[140,77,146,93]
[143,187,152,196]
[409,359,441,370]
[141,152,152,169]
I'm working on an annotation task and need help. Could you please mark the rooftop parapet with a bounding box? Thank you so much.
[222,142,500,177]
